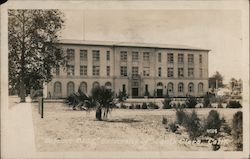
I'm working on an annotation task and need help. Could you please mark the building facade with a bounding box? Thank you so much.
[45,40,210,98]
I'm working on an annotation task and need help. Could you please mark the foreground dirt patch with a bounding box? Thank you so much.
[31,102,240,152]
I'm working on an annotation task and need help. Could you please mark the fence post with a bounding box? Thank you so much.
[38,98,41,114]
[41,97,44,118]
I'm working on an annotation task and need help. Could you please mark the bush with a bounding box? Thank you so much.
[162,94,172,109]
[148,102,159,109]
[232,111,243,151]
[135,104,141,109]
[185,110,202,140]
[121,104,127,109]
[129,104,135,109]
[226,101,242,108]
[142,102,148,109]
[204,110,222,135]
[185,96,198,108]
[162,116,168,125]
[220,117,232,135]
[176,109,188,125]
[169,122,178,132]
[203,93,211,108]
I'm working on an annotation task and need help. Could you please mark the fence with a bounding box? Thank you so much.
[38,97,44,118]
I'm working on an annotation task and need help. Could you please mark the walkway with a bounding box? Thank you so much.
[2,96,36,158]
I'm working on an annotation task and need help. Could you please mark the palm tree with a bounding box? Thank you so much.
[65,85,115,120]
[90,85,115,120]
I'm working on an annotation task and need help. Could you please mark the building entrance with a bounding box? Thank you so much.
[132,88,139,97]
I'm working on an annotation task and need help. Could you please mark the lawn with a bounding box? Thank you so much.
[31,102,241,152]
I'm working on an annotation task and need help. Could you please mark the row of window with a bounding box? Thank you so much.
[160,82,204,93]
[53,81,204,96]
[67,48,203,64]
[56,65,203,78]
[67,49,109,62]
[54,81,112,96]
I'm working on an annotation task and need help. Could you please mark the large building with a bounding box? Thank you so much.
[45,40,210,98]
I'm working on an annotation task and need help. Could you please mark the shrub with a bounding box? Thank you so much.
[176,103,181,108]
[218,102,223,108]
[142,102,148,109]
[169,122,178,132]
[185,110,202,140]
[176,109,188,125]
[148,102,159,109]
[220,117,232,135]
[162,116,168,125]
[129,104,135,109]
[135,104,141,109]
[226,101,242,108]
[204,110,222,136]
[232,111,243,151]
[203,92,211,108]
[162,94,172,109]
[185,96,198,108]
[121,104,127,109]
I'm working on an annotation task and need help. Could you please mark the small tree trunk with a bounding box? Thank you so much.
[95,107,102,121]
[19,80,26,102]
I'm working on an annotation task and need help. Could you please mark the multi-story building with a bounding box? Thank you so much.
[44,40,210,98]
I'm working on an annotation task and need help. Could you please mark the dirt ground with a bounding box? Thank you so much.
[31,102,241,152]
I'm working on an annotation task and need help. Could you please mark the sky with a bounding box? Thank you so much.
[60,9,243,83]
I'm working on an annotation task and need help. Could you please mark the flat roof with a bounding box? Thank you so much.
[58,39,210,51]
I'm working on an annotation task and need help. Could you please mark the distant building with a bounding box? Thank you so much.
[44,40,210,98]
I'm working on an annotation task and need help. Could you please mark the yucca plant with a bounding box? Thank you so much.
[65,85,115,120]
[91,85,115,120]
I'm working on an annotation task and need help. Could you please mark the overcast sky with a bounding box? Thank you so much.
[60,9,243,83]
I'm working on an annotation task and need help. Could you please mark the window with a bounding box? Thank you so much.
[105,82,112,90]
[80,50,88,61]
[93,82,100,88]
[158,67,162,77]
[132,52,139,61]
[67,65,74,76]
[106,51,110,61]
[67,82,75,96]
[198,83,204,93]
[120,66,127,76]
[92,50,100,61]
[168,68,174,77]
[54,82,62,94]
[143,52,150,62]
[178,83,184,93]
[93,65,100,76]
[188,83,194,93]
[55,65,60,76]
[120,51,127,61]
[143,67,150,76]
[199,68,203,77]
[145,84,148,92]
[199,54,202,64]
[178,54,184,63]
[132,67,139,76]
[80,65,87,76]
[188,54,194,64]
[158,53,161,62]
[188,68,194,77]
[132,81,139,87]
[122,84,126,92]
[178,68,184,77]
[107,66,110,76]
[79,82,87,93]
[67,49,75,61]
[167,83,174,93]
[167,53,174,64]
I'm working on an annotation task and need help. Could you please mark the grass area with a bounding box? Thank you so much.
[31,102,241,152]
